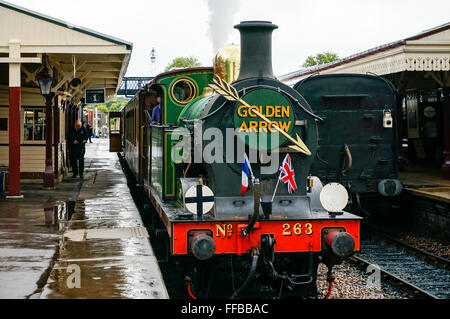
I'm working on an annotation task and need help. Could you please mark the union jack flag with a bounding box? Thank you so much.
[280,154,297,194]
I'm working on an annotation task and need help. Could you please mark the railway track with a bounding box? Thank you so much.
[350,230,450,299]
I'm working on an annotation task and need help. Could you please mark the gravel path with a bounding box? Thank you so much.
[316,261,408,299]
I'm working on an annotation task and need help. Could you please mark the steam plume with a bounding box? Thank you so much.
[206,0,241,54]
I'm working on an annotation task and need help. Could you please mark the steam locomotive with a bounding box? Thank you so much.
[120,21,398,298]
[293,74,402,217]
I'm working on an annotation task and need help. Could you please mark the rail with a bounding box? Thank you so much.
[350,228,450,299]
[348,255,439,299]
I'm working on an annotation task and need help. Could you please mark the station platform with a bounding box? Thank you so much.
[0,139,168,299]
[399,168,450,204]
[398,167,449,241]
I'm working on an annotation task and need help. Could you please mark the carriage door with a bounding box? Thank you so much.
[139,95,149,184]
[109,112,122,152]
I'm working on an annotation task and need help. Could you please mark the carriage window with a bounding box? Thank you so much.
[125,109,136,145]
[171,78,197,105]
[24,109,45,141]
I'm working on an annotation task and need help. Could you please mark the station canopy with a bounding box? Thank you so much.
[279,22,450,90]
[0,0,132,103]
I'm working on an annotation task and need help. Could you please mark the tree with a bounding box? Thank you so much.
[302,52,340,68]
[96,104,109,114]
[86,98,130,113]
[109,100,129,112]
[164,56,201,72]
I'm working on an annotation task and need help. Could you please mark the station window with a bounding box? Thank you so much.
[170,78,197,105]
[0,118,7,131]
[24,109,45,141]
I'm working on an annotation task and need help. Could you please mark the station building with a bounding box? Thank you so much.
[280,23,450,184]
[0,1,132,196]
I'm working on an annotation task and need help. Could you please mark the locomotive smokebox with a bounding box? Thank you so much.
[234,21,278,81]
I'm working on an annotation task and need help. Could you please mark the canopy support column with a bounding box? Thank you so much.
[443,87,450,179]
[8,41,22,198]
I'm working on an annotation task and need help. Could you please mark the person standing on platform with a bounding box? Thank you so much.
[86,123,93,143]
[102,125,108,138]
[69,120,88,178]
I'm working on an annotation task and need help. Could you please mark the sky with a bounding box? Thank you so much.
[5,0,450,77]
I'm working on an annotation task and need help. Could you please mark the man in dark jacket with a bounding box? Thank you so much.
[86,123,93,143]
[69,120,88,178]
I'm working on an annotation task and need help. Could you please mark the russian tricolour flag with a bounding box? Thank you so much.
[242,154,251,196]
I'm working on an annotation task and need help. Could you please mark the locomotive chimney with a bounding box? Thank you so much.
[234,21,278,81]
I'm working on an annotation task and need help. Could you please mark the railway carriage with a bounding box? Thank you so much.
[123,94,142,179]
[121,21,364,298]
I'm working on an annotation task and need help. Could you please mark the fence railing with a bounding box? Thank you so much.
[118,77,154,96]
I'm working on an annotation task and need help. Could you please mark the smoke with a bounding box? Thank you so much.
[206,0,242,54]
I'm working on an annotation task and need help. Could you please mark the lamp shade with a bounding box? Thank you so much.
[70,78,81,88]
[36,67,54,96]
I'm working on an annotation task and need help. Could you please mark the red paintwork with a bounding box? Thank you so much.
[8,87,21,196]
[322,228,344,248]
[171,219,360,256]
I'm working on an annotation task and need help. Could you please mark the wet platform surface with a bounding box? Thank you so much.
[0,202,60,298]
[0,139,168,299]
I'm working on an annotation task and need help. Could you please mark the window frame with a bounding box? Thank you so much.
[170,78,198,106]
[23,107,46,144]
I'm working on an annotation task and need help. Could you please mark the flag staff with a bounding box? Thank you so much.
[245,153,255,184]
[271,171,282,202]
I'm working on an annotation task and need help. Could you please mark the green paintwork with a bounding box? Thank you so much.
[153,70,214,125]
[164,131,178,198]
[150,127,187,199]
[176,179,183,208]
[150,127,163,197]
[145,69,214,200]
[178,96,214,123]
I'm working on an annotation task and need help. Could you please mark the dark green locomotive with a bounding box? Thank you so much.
[294,74,402,216]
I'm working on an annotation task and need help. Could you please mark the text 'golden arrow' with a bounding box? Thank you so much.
[208,75,311,155]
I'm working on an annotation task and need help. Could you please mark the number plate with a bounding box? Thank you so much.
[282,223,313,236]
